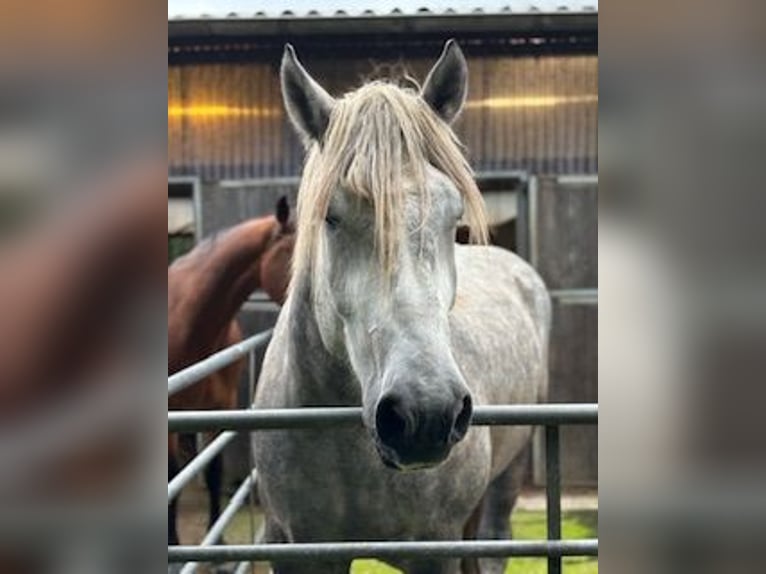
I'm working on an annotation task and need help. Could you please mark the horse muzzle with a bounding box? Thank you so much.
[372,389,473,470]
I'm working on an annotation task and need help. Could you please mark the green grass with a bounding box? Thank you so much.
[351,510,598,574]
[219,505,597,574]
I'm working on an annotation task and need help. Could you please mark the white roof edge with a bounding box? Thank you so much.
[169,1,598,21]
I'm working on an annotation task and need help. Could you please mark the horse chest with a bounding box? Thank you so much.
[255,425,490,541]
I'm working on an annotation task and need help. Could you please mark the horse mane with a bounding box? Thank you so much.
[169,228,223,269]
[292,80,488,285]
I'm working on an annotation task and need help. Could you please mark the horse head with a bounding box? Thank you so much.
[259,196,296,306]
[282,41,489,470]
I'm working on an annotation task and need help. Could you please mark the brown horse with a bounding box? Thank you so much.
[167,197,294,545]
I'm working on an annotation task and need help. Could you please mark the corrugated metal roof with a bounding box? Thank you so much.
[168,1,597,20]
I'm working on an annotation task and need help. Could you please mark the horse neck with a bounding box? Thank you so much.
[207,219,276,309]
[283,273,362,406]
[171,218,276,360]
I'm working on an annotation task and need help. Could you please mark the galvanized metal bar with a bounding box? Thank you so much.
[528,175,540,269]
[169,407,362,432]
[475,404,597,426]
[199,469,256,547]
[168,431,237,502]
[241,300,280,313]
[549,288,598,306]
[515,176,531,261]
[219,176,301,188]
[168,330,272,397]
[168,404,598,433]
[245,348,258,574]
[178,469,258,574]
[546,425,562,574]
[556,175,598,186]
[169,539,597,563]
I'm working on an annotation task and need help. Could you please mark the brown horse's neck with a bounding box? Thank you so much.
[168,217,278,371]
[203,218,277,306]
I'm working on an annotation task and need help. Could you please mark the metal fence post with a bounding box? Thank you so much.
[545,424,562,574]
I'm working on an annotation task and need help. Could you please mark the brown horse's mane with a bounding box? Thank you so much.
[169,226,230,267]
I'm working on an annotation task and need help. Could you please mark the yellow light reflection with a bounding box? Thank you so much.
[465,94,598,109]
[168,105,282,119]
[167,94,597,119]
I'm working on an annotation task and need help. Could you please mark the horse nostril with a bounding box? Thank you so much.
[375,395,410,449]
[451,394,473,443]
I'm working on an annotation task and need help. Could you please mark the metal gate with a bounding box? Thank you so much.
[168,329,598,573]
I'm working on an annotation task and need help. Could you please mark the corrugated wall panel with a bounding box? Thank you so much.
[168,54,597,179]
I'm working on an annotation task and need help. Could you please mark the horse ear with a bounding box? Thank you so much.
[276,196,290,227]
[421,39,468,124]
[281,44,336,145]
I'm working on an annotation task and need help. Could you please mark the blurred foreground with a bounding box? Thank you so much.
[0,1,165,572]
[601,1,766,572]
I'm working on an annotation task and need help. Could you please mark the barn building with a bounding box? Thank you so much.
[168,1,597,487]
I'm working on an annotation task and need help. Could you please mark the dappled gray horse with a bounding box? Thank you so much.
[253,41,550,574]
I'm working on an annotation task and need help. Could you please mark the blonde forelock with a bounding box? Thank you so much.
[291,81,488,290]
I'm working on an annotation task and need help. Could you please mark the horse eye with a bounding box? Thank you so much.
[325,213,340,229]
